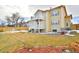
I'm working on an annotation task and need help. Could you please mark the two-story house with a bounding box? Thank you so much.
[27,5,72,33]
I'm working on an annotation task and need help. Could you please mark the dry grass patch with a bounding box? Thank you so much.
[0,32,79,52]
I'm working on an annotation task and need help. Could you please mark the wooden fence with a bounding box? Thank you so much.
[0,27,29,32]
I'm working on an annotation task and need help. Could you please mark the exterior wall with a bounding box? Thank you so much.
[50,6,69,32]
[65,15,72,30]
[51,8,61,32]
[60,6,67,29]
[27,20,45,29]
[45,10,51,32]
[42,11,46,20]
[39,20,45,29]
[34,10,44,20]
[27,5,71,33]
[27,10,46,32]
[30,10,46,33]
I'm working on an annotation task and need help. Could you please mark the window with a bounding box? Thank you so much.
[36,29,38,33]
[52,29,57,32]
[40,29,44,32]
[37,22,39,24]
[52,10,59,16]
[66,23,68,26]
[52,20,59,25]
[36,19,39,25]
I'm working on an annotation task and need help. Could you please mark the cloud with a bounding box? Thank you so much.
[66,5,79,17]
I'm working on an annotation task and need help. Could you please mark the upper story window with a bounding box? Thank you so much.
[52,10,59,16]
[52,20,59,25]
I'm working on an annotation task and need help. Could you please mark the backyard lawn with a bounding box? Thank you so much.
[0,32,79,52]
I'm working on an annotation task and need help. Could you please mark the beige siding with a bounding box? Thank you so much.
[27,5,71,33]
[60,7,66,28]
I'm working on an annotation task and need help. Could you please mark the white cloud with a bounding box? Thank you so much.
[0,0,79,21]
[0,5,30,19]
[29,5,79,17]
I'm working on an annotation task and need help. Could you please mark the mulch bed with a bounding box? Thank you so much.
[14,46,67,53]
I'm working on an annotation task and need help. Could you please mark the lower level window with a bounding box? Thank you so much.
[52,29,57,32]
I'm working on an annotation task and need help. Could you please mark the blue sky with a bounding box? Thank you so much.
[71,16,79,24]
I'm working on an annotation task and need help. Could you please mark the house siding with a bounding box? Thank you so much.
[27,5,72,33]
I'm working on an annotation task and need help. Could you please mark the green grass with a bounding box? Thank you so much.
[0,32,79,52]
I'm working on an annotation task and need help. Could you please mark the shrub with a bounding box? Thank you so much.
[0,28,4,32]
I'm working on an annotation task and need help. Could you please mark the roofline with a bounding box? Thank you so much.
[34,9,43,15]
[50,5,65,10]
[33,5,67,16]
[64,6,67,16]
[50,5,67,16]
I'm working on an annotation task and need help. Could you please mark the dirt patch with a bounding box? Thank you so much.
[14,46,68,53]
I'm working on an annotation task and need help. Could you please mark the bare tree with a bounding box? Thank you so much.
[6,16,12,26]
[19,18,25,26]
[6,12,24,27]
[11,12,20,27]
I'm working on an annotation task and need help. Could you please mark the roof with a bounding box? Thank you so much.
[29,5,68,23]
[26,20,32,23]
[34,9,46,15]
[34,5,67,16]
[50,5,67,16]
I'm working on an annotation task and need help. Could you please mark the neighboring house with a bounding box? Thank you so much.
[0,19,7,26]
[27,5,72,33]
[71,24,79,30]
[16,17,29,27]
[71,17,79,30]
